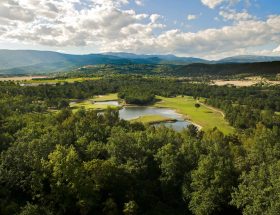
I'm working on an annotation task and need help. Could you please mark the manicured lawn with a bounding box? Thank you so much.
[70,94,119,111]
[70,99,119,111]
[92,93,119,101]
[131,115,175,124]
[154,96,234,134]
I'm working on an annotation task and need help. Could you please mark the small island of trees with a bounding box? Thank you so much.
[118,87,155,105]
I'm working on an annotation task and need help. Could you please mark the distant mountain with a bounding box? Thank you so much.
[173,61,280,77]
[0,50,208,74]
[0,50,162,74]
[0,50,279,75]
[103,52,208,64]
[218,55,280,63]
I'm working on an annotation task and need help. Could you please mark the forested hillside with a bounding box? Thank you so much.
[63,62,280,79]
[1,50,280,77]
[0,76,280,215]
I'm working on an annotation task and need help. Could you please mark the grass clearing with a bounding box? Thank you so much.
[154,96,234,134]
[70,94,119,111]
[70,99,119,111]
[92,93,118,101]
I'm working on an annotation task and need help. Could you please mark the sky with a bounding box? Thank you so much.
[0,0,280,59]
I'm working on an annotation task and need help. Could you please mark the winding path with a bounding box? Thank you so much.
[197,100,225,118]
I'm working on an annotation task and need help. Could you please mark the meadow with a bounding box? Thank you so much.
[154,96,234,134]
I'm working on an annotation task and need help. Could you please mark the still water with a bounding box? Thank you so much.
[119,106,191,131]
[95,101,191,131]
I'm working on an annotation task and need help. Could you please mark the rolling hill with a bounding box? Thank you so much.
[0,50,207,75]
[218,55,280,63]
[0,50,279,75]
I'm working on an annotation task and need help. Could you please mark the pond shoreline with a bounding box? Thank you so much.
[70,97,202,131]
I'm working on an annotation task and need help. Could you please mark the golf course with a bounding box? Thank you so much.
[70,93,234,134]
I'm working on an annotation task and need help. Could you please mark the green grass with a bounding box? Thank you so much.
[154,96,234,134]
[70,94,120,111]
[92,93,118,101]
[276,112,280,116]
[131,115,175,124]
[70,99,119,111]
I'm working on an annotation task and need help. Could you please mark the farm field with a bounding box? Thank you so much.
[213,78,280,86]
[25,77,101,84]
[0,76,47,81]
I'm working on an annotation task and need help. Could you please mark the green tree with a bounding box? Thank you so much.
[187,130,237,215]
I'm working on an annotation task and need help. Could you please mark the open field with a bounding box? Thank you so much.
[92,93,119,101]
[70,94,119,111]
[0,76,47,81]
[213,77,280,86]
[131,115,176,124]
[25,77,101,84]
[70,100,119,111]
[154,96,234,134]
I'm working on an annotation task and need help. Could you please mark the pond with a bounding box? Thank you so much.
[80,100,192,131]
[119,106,191,131]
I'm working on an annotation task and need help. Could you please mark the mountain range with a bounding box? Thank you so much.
[0,49,279,75]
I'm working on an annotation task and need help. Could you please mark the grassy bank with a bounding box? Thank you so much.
[131,115,176,124]
[154,96,234,134]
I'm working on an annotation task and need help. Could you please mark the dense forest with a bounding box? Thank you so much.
[118,87,155,105]
[0,76,280,215]
[61,61,280,79]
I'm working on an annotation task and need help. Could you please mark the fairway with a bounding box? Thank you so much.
[70,94,120,111]
[92,93,118,101]
[154,96,234,134]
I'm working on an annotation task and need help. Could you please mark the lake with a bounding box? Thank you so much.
[75,100,192,131]
[118,105,191,131]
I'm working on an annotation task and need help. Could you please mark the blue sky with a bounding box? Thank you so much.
[0,0,279,59]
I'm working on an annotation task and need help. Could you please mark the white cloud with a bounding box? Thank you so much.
[201,0,252,9]
[135,0,143,6]
[106,15,280,59]
[219,9,255,22]
[273,45,280,53]
[150,14,161,23]
[201,0,225,9]
[0,0,279,59]
[187,14,198,21]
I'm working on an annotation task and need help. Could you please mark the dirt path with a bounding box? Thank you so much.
[197,100,225,118]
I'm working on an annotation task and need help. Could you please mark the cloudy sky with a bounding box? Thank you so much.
[0,0,280,59]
